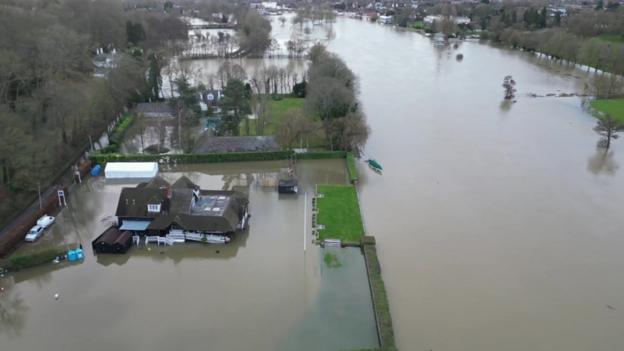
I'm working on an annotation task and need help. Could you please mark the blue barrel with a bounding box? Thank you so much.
[75,248,84,260]
[67,250,78,262]
[90,164,102,177]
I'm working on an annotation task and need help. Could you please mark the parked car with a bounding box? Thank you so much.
[25,225,45,242]
[36,215,55,229]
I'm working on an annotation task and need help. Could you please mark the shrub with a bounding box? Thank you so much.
[4,248,65,271]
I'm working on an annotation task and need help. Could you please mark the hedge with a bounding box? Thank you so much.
[104,113,134,153]
[2,247,66,271]
[346,152,359,184]
[362,238,397,351]
[90,150,294,164]
[90,150,351,165]
[294,151,346,160]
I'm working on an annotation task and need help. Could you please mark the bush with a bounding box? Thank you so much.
[294,151,346,160]
[4,248,65,271]
[98,114,134,153]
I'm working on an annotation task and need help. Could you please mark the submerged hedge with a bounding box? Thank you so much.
[346,152,359,184]
[294,151,346,160]
[362,237,397,351]
[3,248,65,271]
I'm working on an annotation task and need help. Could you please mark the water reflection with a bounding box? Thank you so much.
[587,148,619,175]
[95,228,249,267]
[0,284,28,338]
[499,99,514,112]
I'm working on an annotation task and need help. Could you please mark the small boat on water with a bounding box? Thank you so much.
[366,159,383,173]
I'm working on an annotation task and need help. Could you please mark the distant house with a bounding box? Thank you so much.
[193,136,280,153]
[136,102,175,118]
[199,89,223,112]
[379,15,393,24]
[115,176,249,240]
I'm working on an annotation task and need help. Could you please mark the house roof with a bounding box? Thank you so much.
[171,176,198,190]
[193,136,280,153]
[116,177,248,233]
[115,187,169,219]
[138,175,170,189]
[136,102,175,117]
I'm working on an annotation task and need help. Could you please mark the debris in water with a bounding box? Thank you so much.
[54,293,60,300]
[216,250,220,254]
[607,305,615,310]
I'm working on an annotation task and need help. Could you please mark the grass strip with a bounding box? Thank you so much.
[591,98,624,124]
[316,185,364,242]
[346,152,359,183]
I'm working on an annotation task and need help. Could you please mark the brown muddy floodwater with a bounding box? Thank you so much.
[4,16,624,351]
[0,160,378,351]
[178,16,624,350]
[326,19,624,351]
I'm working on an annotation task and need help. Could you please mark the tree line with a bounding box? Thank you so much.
[0,0,187,227]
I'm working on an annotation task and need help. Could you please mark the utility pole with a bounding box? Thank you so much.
[38,182,42,210]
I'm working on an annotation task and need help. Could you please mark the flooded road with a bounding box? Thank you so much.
[324,19,624,351]
[0,160,378,351]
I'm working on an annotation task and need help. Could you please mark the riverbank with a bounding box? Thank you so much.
[591,98,624,124]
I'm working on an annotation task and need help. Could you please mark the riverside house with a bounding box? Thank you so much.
[115,176,249,243]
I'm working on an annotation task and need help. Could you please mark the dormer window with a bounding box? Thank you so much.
[147,204,161,213]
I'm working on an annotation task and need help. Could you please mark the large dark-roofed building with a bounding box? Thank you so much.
[193,135,280,153]
[136,102,175,118]
[115,176,249,239]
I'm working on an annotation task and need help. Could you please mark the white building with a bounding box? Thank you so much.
[105,162,159,179]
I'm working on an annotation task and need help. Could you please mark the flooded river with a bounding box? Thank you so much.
[179,16,624,349]
[326,19,624,351]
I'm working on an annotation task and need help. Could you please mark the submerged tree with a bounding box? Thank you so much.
[147,53,162,100]
[220,79,251,135]
[502,75,516,99]
[594,114,623,150]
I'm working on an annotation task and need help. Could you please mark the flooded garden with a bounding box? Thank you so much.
[0,159,378,351]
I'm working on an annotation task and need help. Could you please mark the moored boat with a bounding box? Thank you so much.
[366,159,383,173]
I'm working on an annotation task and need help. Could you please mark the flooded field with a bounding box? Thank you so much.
[0,160,378,351]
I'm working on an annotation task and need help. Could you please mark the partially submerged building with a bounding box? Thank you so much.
[136,102,175,118]
[114,176,249,243]
[193,135,280,153]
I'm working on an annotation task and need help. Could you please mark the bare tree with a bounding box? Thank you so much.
[503,75,516,99]
[594,114,623,150]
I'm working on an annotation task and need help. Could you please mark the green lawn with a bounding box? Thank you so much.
[266,97,305,134]
[591,98,624,124]
[240,97,305,136]
[316,184,365,242]
[599,34,624,44]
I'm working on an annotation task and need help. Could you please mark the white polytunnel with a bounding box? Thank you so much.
[104,162,159,179]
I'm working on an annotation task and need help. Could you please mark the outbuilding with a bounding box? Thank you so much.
[104,162,159,179]
[92,226,122,254]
